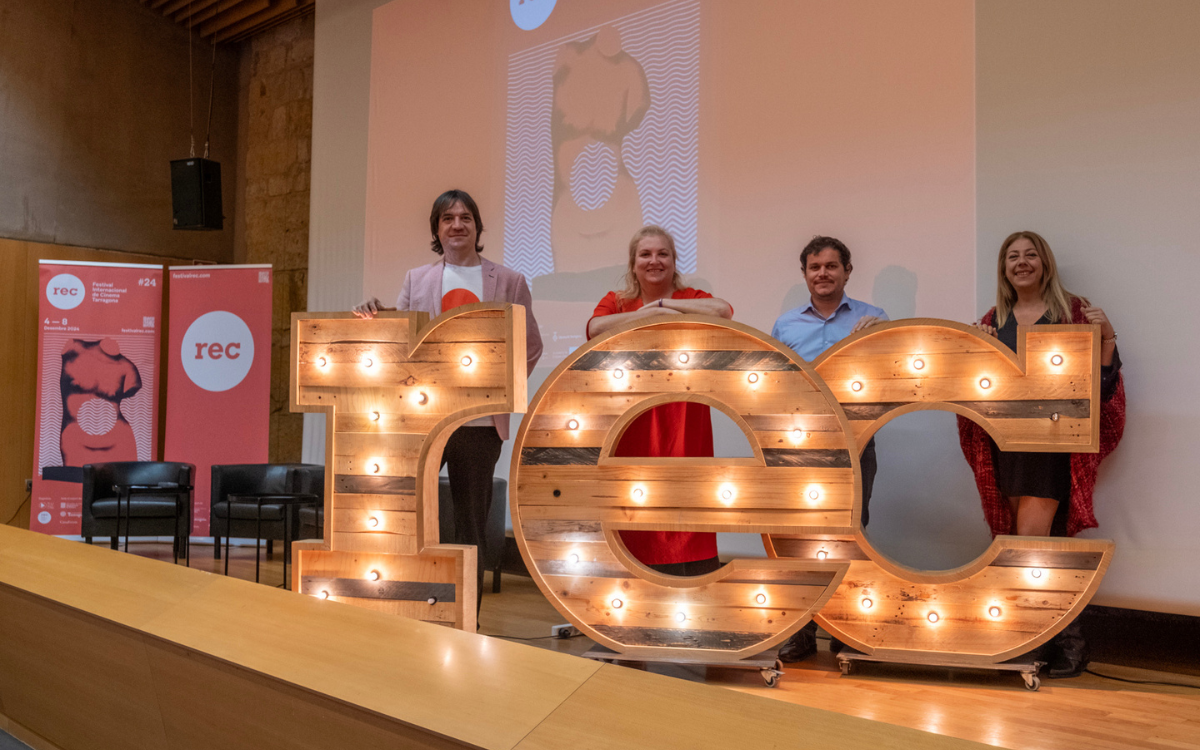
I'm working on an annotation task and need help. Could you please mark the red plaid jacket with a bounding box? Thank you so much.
[957,299,1126,536]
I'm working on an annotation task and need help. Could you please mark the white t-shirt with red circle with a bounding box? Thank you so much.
[442,263,492,427]
[441,263,483,312]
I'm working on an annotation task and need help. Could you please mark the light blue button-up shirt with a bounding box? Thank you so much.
[771,294,889,362]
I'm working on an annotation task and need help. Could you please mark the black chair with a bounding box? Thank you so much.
[81,462,196,563]
[210,464,325,564]
[438,476,508,593]
[295,465,327,541]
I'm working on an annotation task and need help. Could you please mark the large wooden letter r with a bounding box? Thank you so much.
[290,303,528,631]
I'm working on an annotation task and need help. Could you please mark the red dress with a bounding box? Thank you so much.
[588,288,722,565]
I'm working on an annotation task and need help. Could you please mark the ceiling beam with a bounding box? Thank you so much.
[142,0,312,42]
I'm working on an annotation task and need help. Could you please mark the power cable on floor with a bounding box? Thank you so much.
[1084,668,1200,690]
[480,632,585,642]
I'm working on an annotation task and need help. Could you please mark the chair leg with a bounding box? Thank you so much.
[85,536,93,545]
[266,539,274,558]
[110,537,119,550]
[493,563,502,593]
[255,512,263,583]
[214,536,222,560]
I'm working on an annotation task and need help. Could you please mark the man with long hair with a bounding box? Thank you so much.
[354,189,543,613]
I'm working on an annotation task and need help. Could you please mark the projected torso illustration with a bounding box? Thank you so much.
[552,27,648,271]
[58,338,141,465]
[505,0,701,280]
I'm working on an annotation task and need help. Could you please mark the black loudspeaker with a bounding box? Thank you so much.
[170,158,223,230]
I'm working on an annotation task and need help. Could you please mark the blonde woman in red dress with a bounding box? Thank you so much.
[587,226,733,575]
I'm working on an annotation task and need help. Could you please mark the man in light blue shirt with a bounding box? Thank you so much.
[771,238,888,359]
[772,235,887,662]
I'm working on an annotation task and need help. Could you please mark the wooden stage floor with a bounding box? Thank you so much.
[130,540,1200,750]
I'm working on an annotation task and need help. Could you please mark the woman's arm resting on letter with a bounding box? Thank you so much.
[586,306,682,339]
[660,297,733,319]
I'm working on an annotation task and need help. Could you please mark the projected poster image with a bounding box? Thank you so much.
[505,0,699,362]
[365,0,975,370]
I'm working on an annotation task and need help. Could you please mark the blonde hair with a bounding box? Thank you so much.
[995,231,1083,327]
[618,225,685,300]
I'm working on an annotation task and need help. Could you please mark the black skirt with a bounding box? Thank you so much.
[989,310,1073,530]
[986,305,1123,534]
[990,443,1071,504]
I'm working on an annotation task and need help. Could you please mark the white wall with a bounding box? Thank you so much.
[303,0,391,461]
[977,0,1200,615]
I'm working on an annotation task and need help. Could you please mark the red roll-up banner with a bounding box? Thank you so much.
[164,265,273,535]
[32,260,164,535]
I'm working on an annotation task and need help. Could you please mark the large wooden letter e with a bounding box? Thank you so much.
[290,303,528,631]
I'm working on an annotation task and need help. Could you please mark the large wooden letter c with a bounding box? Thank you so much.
[514,316,1114,665]
[771,319,1113,664]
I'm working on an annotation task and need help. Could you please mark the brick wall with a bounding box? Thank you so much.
[236,13,314,462]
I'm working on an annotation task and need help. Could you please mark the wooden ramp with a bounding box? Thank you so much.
[0,525,992,750]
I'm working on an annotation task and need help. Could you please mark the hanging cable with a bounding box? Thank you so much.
[188,1,195,157]
[202,1,220,159]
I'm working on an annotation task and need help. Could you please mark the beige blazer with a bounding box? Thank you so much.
[396,256,543,440]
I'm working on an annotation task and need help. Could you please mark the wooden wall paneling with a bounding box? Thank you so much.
[512,316,858,661]
[291,304,527,631]
[0,241,34,529]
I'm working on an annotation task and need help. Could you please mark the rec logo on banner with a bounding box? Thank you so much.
[46,273,85,310]
[165,265,273,535]
[181,310,256,392]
